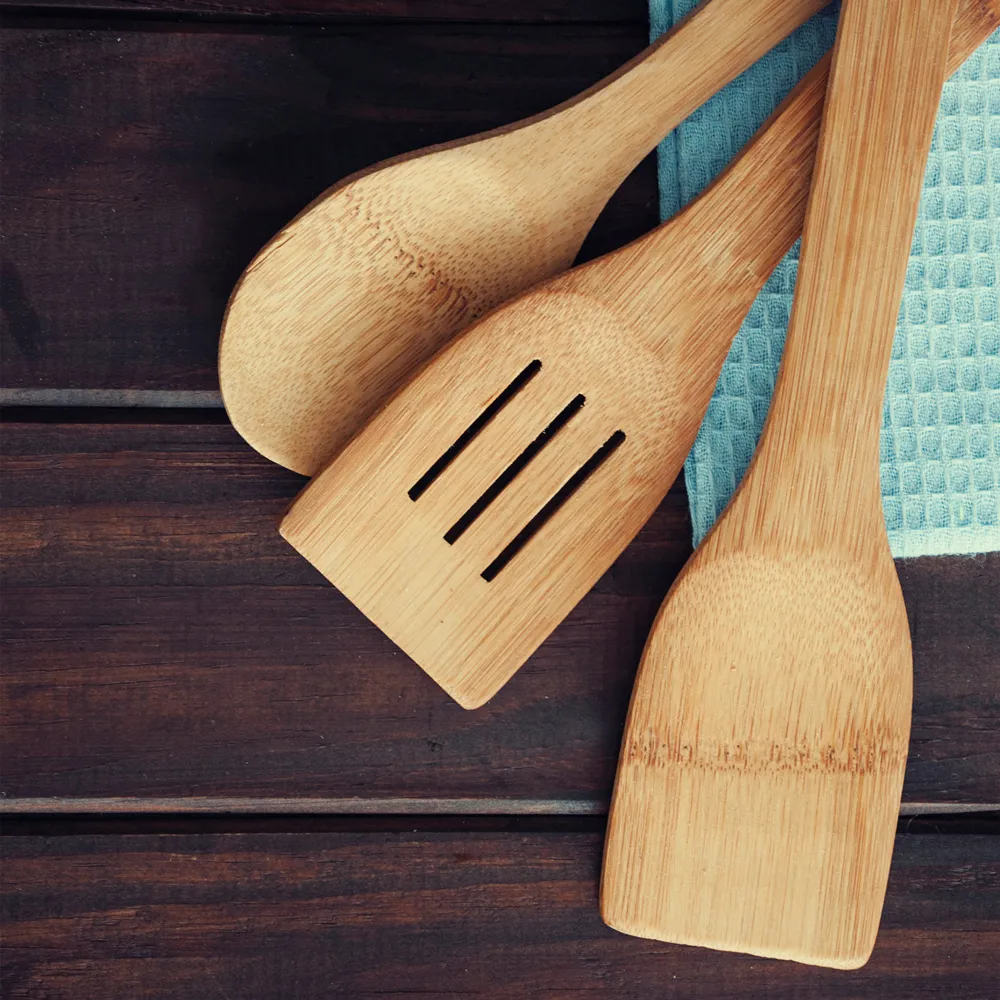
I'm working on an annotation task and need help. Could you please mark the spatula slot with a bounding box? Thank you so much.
[444,394,586,545]
[408,359,542,501]
[481,429,626,582]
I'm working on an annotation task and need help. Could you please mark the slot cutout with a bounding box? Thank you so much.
[444,394,586,545]
[481,429,627,582]
[408,360,542,501]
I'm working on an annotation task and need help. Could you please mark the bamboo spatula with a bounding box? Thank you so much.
[279,4,990,711]
[220,0,829,476]
[602,0,958,969]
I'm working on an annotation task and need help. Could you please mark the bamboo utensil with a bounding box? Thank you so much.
[219,0,830,476]
[601,0,958,969]
[279,4,990,711]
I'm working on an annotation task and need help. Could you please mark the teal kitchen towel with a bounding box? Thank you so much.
[651,1,1000,557]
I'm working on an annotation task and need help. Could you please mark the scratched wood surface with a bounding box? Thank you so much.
[1,2,997,996]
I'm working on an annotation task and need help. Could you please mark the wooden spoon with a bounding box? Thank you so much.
[279,3,990,711]
[220,0,830,476]
[602,0,957,969]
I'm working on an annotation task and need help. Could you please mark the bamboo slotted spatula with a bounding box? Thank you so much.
[602,0,958,969]
[219,0,829,476]
[279,3,991,711]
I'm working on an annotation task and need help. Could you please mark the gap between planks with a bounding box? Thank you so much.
[3,813,997,837]
[2,797,998,816]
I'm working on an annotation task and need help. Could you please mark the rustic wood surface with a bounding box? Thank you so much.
[2,419,998,805]
[3,830,998,999]
[1,0,997,994]
[0,19,655,399]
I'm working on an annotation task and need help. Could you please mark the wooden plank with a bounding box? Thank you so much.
[0,419,687,805]
[0,22,656,395]
[2,420,997,805]
[2,831,998,998]
[0,0,647,22]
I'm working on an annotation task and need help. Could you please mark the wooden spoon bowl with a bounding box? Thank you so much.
[219,0,829,475]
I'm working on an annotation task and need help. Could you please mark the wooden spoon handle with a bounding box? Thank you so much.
[736,0,958,543]
[538,0,828,185]
[621,0,989,358]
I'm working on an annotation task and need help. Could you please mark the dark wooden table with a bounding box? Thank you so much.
[2,2,998,996]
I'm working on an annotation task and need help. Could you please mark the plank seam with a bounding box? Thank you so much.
[2,797,997,816]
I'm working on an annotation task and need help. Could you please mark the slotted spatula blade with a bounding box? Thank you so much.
[281,287,691,708]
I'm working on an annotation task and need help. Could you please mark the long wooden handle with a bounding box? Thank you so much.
[740,0,958,543]
[541,0,829,181]
[627,0,992,355]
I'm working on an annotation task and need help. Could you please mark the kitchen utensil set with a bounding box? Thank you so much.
[278,8,983,711]
[221,0,991,968]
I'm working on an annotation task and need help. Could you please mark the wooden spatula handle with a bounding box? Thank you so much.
[714,1,982,300]
[622,0,986,354]
[740,0,957,543]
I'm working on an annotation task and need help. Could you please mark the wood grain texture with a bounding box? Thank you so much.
[2,831,998,999]
[604,0,961,969]
[2,420,997,804]
[271,59,826,706]
[2,6,995,995]
[0,21,655,394]
[0,0,647,21]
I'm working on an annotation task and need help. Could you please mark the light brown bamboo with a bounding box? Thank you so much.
[602,0,959,968]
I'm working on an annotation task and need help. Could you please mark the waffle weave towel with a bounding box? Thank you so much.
[651,1,1000,556]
